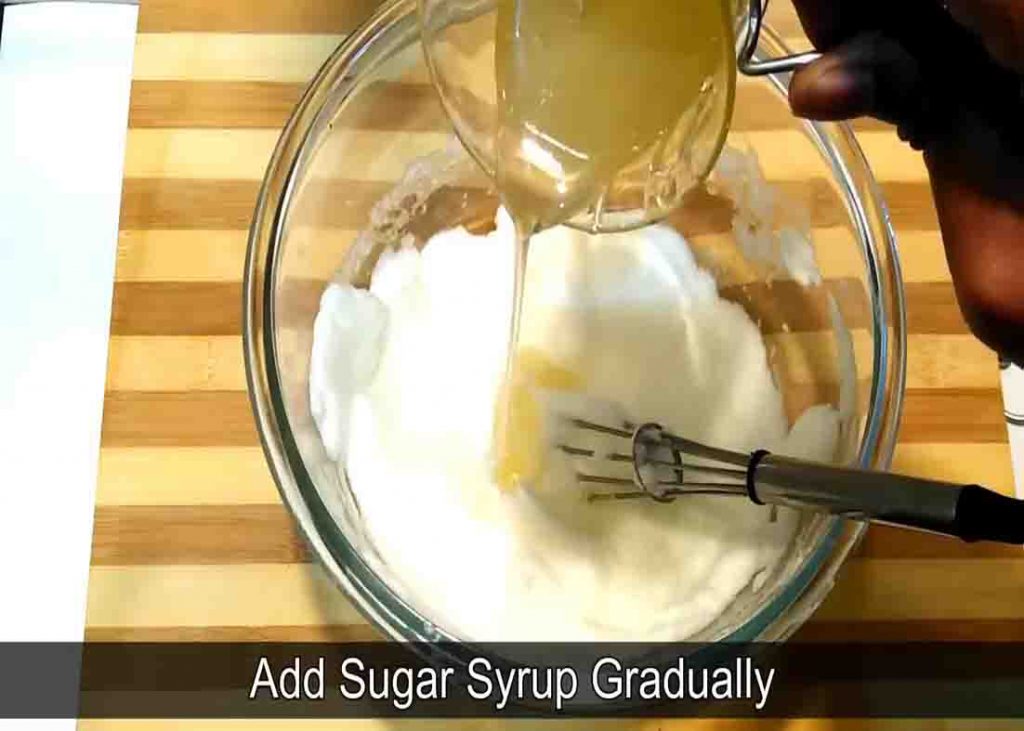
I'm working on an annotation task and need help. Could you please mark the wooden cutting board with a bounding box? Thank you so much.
[83,0,1022,727]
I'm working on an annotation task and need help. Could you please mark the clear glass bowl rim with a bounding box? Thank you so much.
[243,0,908,644]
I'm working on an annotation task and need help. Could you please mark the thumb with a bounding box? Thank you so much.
[788,32,944,149]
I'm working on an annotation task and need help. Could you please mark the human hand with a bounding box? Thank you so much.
[787,0,1024,364]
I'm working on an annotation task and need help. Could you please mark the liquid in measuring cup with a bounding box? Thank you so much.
[493,0,736,228]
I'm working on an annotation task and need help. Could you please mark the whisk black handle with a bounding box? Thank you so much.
[750,454,1024,545]
[953,485,1024,544]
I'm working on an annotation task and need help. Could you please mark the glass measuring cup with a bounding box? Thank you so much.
[419,0,820,232]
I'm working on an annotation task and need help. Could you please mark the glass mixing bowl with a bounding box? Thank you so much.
[244,0,906,643]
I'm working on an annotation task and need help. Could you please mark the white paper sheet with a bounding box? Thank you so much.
[0,0,137,671]
[1001,362,1024,498]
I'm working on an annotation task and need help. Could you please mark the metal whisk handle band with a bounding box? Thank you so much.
[748,453,1024,545]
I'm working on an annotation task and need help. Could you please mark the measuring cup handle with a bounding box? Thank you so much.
[738,0,821,76]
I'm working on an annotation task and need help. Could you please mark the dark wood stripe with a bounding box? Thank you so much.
[111,282,243,336]
[905,281,970,335]
[101,391,258,447]
[91,620,1024,643]
[671,180,936,235]
[118,179,412,231]
[857,524,1023,559]
[129,81,306,129]
[119,179,408,232]
[120,179,262,230]
[900,388,1008,444]
[850,118,893,133]
[867,181,938,232]
[120,178,936,232]
[126,79,895,133]
[99,388,1004,448]
[107,279,965,337]
[89,505,1017,566]
[797,620,1024,642]
[85,624,382,642]
[84,620,1024,643]
[91,505,308,565]
[138,0,380,33]
[127,81,448,131]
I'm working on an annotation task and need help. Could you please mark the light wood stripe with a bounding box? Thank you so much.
[113,227,951,284]
[85,564,364,628]
[121,129,923,184]
[900,335,1000,390]
[98,388,1006,448]
[103,333,997,392]
[124,129,280,180]
[92,505,305,565]
[97,447,278,506]
[130,32,817,83]
[116,228,352,283]
[731,131,926,182]
[90,494,1024,567]
[106,336,245,391]
[892,443,1014,493]
[116,230,251,283]
[83,558,1024,628]
[757,129,925,180]
[816,559,1024,621]
[133,34,345,82]
[123,129,451,181]
[768,333,1000,391]
[118,178,940,232]
[768,2,822,42]
[137,0,379,34]
[132,32,432,83]
[87,442,1012,567]
[93,442,1013,508]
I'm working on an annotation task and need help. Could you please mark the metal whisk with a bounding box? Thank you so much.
[563,419,1024,545]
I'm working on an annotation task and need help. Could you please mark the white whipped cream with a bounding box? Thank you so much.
[310,208,839,641]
